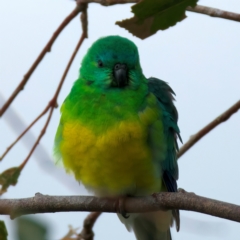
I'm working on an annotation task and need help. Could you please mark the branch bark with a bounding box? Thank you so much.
[78,212,102,240]
[0,4,83,117]
[1,2,239,117]
[178,100,240,158]
[0,6,88,166]
[187,5,240,22]
[79,0,240,23]
[1,191,240,223]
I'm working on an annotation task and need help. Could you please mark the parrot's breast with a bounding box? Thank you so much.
[60,119,162,196]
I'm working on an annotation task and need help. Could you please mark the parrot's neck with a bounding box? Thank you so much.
[68,79,149,133]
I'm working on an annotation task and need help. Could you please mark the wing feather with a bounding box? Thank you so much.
[148,77,181,231]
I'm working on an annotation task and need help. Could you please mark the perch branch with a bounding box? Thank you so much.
[178,100,240,158]
[1,191,240,224]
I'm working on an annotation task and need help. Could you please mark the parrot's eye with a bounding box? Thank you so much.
[97,60,103,68]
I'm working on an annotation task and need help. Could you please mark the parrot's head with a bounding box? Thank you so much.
[79,36,144,90]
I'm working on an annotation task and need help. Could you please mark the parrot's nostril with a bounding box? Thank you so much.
[115,63,121,70]
[114,63,127,71]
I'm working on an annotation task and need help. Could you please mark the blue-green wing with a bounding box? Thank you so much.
[148,77,182,231]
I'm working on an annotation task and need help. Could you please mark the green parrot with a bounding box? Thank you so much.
[54,35,181,240]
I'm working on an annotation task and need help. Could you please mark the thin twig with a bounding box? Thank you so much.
[0,104,50,161]
[187,5,240,22]
[18,106,54,170]
[1,2,239,117]
[18,31,86,170]
[78,0,137,6]
[80,3,88,38]
[178,100,240,159]
[79,0,240,23]
[1,190,240,223]
[52,32,87,103]
[1,6,88,164]
[78,212,102,240]
[0,4,83,117]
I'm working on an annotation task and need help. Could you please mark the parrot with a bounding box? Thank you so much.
[54,35,181,240]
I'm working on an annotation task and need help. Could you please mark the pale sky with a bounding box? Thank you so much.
[0,0,240,239]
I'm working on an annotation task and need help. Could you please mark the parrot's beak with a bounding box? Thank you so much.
[113,63,128,87]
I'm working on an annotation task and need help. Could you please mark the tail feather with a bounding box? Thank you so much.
[133,216,171,240]
[118,211,172,240]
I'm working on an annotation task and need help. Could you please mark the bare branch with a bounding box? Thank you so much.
[78,0,137,6]
[80,3,88,38]
[1,191,240,224]
[1,1,239,117]
[178,100,240,158]
[79,0,240,23]
[1,10,87,165]
[0,104,50,161]
[18,106,54,170]
[18,31,86,170]
[78,212,102,240]
[187,5,240,22]
[60,213,101,240]
[0,4,83,117]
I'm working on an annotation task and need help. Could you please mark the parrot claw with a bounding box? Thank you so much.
[151,192,158,199]
[121,211,130,219]
[115,197,129,219]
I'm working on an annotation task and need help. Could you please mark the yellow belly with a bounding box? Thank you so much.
[60,120,161,196]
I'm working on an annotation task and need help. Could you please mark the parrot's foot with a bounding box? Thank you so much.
[151,192,158,198]
[178,188,196,195]
[178,188,186,193]
[121,211,129,219]
[115,197,129,219]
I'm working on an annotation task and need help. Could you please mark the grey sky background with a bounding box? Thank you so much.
[1,0,240,239]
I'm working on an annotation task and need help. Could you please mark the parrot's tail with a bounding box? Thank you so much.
[132,215,172,240]
[118,210,173,240]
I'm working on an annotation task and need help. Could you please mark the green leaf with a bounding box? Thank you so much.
[0,221,8,240]
[17,217,48,240]
[0,167,21,195]
[116,0,198,39]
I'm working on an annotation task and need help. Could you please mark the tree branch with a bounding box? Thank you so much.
[79,0,240,23]
[0,4,83,117]
[78,212,102,240]
[77,0,136,6]
[1,190,240,223]
[0,104,50,161]
[0,7,88,165]
[178,100,240,158]
[60,212,101,240]
[187,5,240,22]
[19,32,87,170]
[1,1,239,117]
